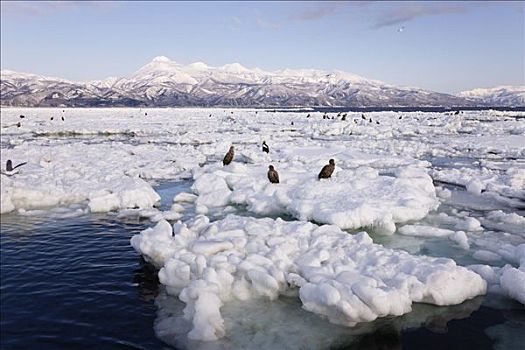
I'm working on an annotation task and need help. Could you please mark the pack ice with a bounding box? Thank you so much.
[131,215,486,341]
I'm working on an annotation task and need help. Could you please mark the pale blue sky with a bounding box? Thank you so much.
[1,1,523,93]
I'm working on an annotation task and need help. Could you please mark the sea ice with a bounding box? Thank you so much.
[190,162,439,234]
[131,215,486,341]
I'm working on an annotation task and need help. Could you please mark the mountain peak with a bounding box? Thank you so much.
[221,63,249,73]
[188,62,210,70]
[151,56,172,63]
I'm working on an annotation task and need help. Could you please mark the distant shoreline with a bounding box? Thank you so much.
[1,105,524,112]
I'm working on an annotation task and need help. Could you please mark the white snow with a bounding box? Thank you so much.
[469,244,525,305]
[131,215,486,341]
[1,107,524,346]
[189,160,438,235]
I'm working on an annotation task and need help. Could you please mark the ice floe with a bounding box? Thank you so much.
[189,161,438,234]
[131,215,486,341]
[469,243,525,305]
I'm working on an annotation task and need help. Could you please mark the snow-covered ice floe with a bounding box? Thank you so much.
[469,244,525,305]
[0,140,205,214]
[131,215,486,342]
[189,161,438,234]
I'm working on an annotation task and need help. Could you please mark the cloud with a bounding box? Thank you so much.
[371,3,469,29]
[284,2,497,30]
[1,1,118,17]
[256,18,281,30]
[288,2,351,21]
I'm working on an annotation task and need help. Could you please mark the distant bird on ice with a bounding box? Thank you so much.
[61,116,65,121]
[361,114,366,120]
[223,146,234,166]
[4,159,27,175]
[318,159,335,179]
[267,165,279,184]
[262,141,269,153]
[16,122,21,128]
[50,117,54,121]
[19,115,25,119]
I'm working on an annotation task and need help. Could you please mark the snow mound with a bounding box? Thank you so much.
[131,215,486,341]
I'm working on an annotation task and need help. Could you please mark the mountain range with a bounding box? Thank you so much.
[1,56,524,108]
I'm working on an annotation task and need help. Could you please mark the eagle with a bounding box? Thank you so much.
[318,159,335,179]
[267,165,279,184]
[223,146,234,166]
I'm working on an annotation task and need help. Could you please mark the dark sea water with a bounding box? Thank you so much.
[0,214,171,350]
[1,182,524,349]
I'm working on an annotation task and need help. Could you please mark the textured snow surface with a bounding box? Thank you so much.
[131,215,486,341]
[190,162,438,234]
[0,140,205,214]
[2,107,524,346]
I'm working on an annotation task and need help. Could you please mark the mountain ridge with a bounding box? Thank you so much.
[1,57,523,107]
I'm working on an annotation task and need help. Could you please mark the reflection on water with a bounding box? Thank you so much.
[154,286,502,350]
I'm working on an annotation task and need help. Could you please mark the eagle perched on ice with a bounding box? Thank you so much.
[267,165,279,184]
[223,146,234,166]
[318,159,335,179]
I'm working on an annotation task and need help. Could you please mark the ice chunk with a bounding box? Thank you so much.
[131,215,486,341]
[448,231,470,250]
[130,219,176,268]
[481,211,525,237]
[466,179,484,195]
[500,266,525,305]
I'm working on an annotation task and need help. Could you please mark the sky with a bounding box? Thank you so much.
[1,1,524,93]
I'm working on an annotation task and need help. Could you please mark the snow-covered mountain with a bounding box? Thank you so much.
[458,86,525,107]
[1,56,520,107]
